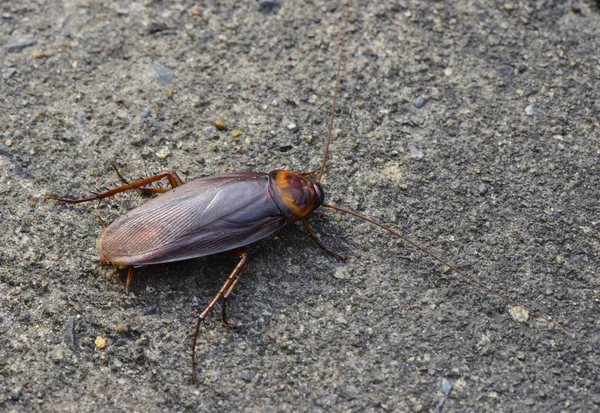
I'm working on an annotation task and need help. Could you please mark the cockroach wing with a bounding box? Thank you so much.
[98,172,286,266]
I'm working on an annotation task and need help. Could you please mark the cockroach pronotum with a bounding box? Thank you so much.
[46,10,566,383]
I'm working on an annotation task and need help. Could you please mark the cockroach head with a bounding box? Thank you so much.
[268,170,324,223]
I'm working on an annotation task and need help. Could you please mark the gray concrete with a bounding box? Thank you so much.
[1,1,599,411]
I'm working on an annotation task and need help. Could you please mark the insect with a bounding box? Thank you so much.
[46,10,564,384]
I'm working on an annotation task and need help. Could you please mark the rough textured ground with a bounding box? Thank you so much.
[1,0,599,412]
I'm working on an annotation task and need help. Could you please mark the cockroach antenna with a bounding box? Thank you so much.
[310,4,568,334]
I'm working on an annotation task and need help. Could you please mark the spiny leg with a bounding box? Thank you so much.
[191,248,248,384]
[125,266,134,295]
[110,162,130,184]
[302,219,346,261]
[111,162,176,194]
[46,171,183,204]
[220,249,249,327]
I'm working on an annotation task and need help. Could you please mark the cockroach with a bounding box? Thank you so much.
[46,11,565,384]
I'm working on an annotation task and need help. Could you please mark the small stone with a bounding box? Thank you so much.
[151,62,173,86]
[1,68,17,79]
[549,125,564,134]
[259,0,281,14]
[504,3,514,10]
[154,146,171,160]
[231,130,243,138]
[52,349,65,363]
[115,323,129,334]
[287,123,297,131]
[525,104,535,116]
[267,331,276,341]
[442,378,453,395]
[62,317,77,352]
[479,334,492,346]
[334,267,351,280]
[214,119,227,131]
[95,336,106,350]
[410,148,424,160]
[5,139,12,147]
[7,36,38,53]
[203,126,217,137]
[241,371,256,382]
[111,359,123,371]
[509,306,530,323]
[414,96,426,108]
[556,256,564,265]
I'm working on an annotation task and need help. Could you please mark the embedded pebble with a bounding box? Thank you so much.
[115,323,129,334]
[214,119,227,131]
[259,0,281,14]
[62,317,77,352]
[241,371,256,382]
[2,68,17,80]
[334,267,351,280]
[151,62,173,86]
[154,146,171,160]
[204,126,217,137]
[414,96,426,108]
[410,148,424,160]
[287,123,297,131]
[525,104,535,116]
[442,378,453,395]
[95,336,106,350]
[509,306,530,323]
[7,36,38,53]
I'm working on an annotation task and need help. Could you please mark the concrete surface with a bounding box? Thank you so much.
[1,0,599,412]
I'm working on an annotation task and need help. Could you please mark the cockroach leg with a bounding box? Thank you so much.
[45,171,183,204]
[191,248,248,384]
[109,161,129,184]
[93,200,109,228]
[136,186,171,194]
[110,162,177,194]
[302,219,346,261]
[299,165,323,177]
[125,266,134,295]
[220,251,249,327]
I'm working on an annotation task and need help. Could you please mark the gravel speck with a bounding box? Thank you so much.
[525,104,536,116]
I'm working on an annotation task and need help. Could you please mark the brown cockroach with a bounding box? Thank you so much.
[46,11,565,383]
